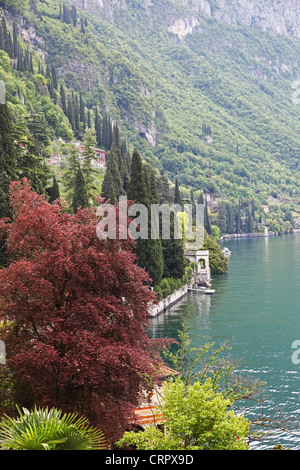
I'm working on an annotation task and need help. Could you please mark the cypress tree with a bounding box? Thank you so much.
[39,61,45,77]
[148,169,164,285]
[47,175,60,203]
[127,148,150,273]
[67,96,76,132]
[59,2,63,21]
[79,92,86,127]
[60,84,67,114]
[72,168,89,213]
[124,149,131,175]
[0,21,3,51]
[159,176,185,280]
[127,149,164,285]
[197,191,204,205]
[82,129,97,197]
[150,169,159,205]
[63,4,71,24]
[190,188,196,221]
[62,144,81,204]
[102,112,113,150]
[26,114,50,150]
[0,103,17,266]
[6,32,13,58]
[216,199,227,234]
[226,202,234,234]
[48,78,56,102]
[235,200,241,234]
[94,107,101,147]
[127,148,149,206]
[46,63,51,79]
[174,178,182,207]
[29,52,34,74]
[74,94,80,136]
[24,47,30,72]
[71,5,77,26]
[121,139,127,157]
[108,117,113,149]
[108,179,117,205]
[1,17,8,53]
[245,208,253,233]
[16,130,51,195]
[51,63,58,89]
[101,145,123,201]
[204,198,211,235]
[16,46,23,71]
[113,124,121,148]
[13,22,18,58]
[111,134,128,193]
[80,17,85,34]
[0,103,17,218]
[251,199,256,221]
[156,171,171,204]
[161,211,185,280]
[101,112,108,149]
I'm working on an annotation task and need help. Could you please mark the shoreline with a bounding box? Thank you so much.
[148,284,189,318]
[221,228,300,241]
[220,231,277,241]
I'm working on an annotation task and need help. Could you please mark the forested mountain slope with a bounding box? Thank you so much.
[1,0,300,209]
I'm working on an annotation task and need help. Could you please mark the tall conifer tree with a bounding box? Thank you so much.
[148,169,164,285]
[236,200,241,234]
[13,21,18,58]
[62,144,81,205]
[174,178,182,207]
[72,168,89,213]
[204,198,211,235]
[0,103,17,266]
[94,107,101,147]
[60,84,67,114]
[82,129,97,198]
[47,175,60,203]
[127,149,164,285]
[101,145,123,202]
[79,92,86,128]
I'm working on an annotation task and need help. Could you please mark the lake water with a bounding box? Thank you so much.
[148,233,300,449]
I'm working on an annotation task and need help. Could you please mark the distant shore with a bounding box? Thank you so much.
[220,228,300,241]
[220,231,277,241]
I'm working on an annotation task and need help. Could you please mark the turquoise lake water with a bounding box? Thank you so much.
[148,233,300,449]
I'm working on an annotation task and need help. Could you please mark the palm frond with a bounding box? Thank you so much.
[0,405,107,450]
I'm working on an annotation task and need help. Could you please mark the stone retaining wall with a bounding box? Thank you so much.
[148,284,190,317]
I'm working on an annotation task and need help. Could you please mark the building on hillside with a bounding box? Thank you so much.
[48,141,106,168]
[14,140,27,153]
[74,142,106,167]
[95,148,106,165]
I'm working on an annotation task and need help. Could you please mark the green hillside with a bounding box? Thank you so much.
[1,0,300,222]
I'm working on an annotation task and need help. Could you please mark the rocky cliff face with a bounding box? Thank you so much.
[70,0,300,39]
[182,0,300,39]
[67,0,126,21]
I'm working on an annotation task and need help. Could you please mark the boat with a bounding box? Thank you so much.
[188,286,215,295]
[221,247,232,255]
[205,289,215,295]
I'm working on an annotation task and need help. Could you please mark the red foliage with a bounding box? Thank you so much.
[0,179,170,443]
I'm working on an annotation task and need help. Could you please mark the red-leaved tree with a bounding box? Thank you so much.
[0,179,168,444]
